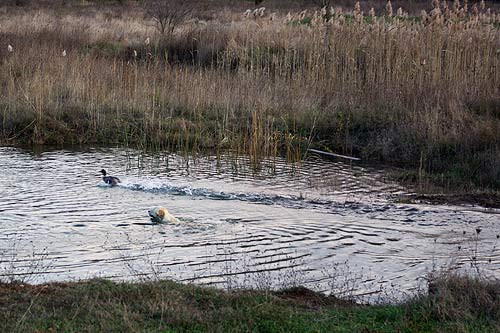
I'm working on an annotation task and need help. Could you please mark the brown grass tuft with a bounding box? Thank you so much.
[428,273,500,323]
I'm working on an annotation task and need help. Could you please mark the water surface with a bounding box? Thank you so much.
[1,147,498,300]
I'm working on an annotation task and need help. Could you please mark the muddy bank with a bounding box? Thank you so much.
[396,193,500,210]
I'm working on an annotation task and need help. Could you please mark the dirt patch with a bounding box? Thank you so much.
[275,286,355,307]
[397,193,500,209]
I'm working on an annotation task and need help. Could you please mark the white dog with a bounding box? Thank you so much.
[148,207,180,224]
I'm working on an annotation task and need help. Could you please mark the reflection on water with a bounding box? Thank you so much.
[0,147,499,301]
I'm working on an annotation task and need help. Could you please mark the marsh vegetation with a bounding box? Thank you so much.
[0,0,499,189]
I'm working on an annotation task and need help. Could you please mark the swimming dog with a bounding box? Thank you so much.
[148,207,180,224]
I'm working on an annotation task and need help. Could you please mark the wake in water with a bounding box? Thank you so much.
[100,180,430,223]
[97,177,498,229]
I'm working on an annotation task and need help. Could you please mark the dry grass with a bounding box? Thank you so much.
[427,272,500,325]
[0,0,499,188]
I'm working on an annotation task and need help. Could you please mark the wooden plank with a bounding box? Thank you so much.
[307,148,361,161]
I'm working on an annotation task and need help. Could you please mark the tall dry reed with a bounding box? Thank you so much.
[0,1,499,187]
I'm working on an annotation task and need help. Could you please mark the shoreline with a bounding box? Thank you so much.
[396,192,500,210]
[1,276,498,332]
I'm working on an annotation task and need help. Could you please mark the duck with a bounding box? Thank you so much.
[148,207,180,224]
[100,169,121,186]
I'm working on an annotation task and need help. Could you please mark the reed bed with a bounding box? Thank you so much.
[0,0,499,188]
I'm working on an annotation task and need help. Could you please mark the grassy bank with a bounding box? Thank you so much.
[1,274,499,332]
[0,0,499,189]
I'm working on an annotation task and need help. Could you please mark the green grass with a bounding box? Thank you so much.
[1,278,499,332]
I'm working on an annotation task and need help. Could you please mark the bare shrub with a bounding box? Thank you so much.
[0,236,52,284]
[142,0,193,36]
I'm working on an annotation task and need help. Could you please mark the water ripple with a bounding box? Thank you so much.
[0,147,499,301]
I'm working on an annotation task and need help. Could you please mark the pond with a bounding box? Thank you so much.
[0,147,499,301]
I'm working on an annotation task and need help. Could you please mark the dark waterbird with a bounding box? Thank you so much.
[100,169,121,186]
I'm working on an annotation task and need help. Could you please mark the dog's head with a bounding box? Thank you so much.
[149,207,168,222]
[156,208,167,219]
